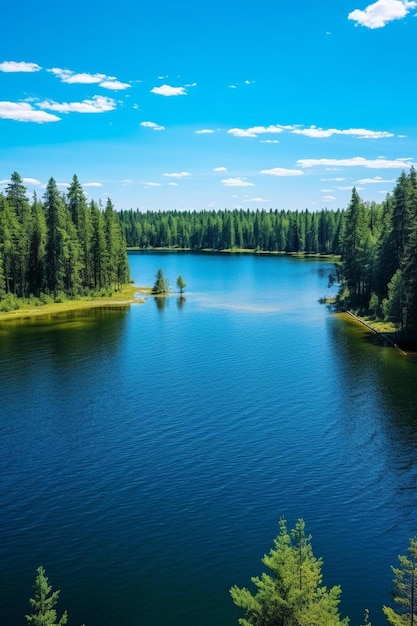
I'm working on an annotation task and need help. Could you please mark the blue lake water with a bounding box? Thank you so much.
[1,251,417,626]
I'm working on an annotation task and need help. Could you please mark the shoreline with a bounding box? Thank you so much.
[339,309,408,355]
[127,246,340,261]
[0,285,150,323]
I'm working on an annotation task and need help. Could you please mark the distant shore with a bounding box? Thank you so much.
[127,246,340,261]
[0,285,150,323]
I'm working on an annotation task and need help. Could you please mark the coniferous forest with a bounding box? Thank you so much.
[0,172,130,310]
[2,168,417,344]
[337,168,417,345]
[119,205,345,254]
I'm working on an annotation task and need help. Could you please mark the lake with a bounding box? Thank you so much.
[1,251,417,626]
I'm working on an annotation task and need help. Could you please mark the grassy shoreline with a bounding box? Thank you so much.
[127,246,340,261]
[0,284,150,323]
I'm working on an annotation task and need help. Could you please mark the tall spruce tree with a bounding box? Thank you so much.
[44,178,66,294]
[341,188,369,306]
[26,566,68,626]
[5,172,31,297]
[384,538,417,626]
[67,175,92,289]
[230,518,348,626]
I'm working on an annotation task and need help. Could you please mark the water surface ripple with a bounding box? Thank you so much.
[1,252,417,626]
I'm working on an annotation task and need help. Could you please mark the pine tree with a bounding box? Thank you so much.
[67,175,92,289]
[0,251,6,299]
[176,275,186,294]
[230,518,348,626]
[44,178,66,294]
[26,566,68,626]
[152,268,169,294]
[384,538,417,626]
[5,172,31,297]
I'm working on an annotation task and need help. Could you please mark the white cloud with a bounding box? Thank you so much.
[260,139,280,144]
[0,101,60,123]
[213,167,227,172]
[98,80,131,90]
[323,195,337,201]
[167,182,179,186]
[140,120,165,131]
[56,182,70,189]
[151,84,187,96]
[196,129,215,134]
[144,182,163,187]
[260,167,304,176]
[336,185,356,190]
[228,122,393,140]
[292,126,393,139]
[228,125,287,138]
[321,189,333,192]
[49,67,130,90]
[221,177,254,187]
[357,176,396,183]
[297,156,416,168]
[348,0,416,28]
[321,177,346,181]
[163,172,190,178]
[249,197,270,202]
[37,95,116,113]
[22,178,42,185]
[82,182,103,188]
[0,60,42,73]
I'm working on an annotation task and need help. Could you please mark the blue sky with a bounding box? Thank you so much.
[1,0,416,212]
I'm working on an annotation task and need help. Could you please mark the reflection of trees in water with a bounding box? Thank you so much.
[154,296,168,312]
[327,314,417,516]
[0,306,129,376]
[177,296,186,309]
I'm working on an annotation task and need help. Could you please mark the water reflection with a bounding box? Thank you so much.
[328,313,417,521]
[153,296,168,311]
[0,307,129,383]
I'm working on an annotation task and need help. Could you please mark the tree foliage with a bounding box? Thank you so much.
[337,168,417,344]
[152,268,169,294]
[230,518,348,626]
[119,207,344,254]
[26,566,68,626]
[0,172,130,303]
[176,275,186,294]
[383,538,417,626]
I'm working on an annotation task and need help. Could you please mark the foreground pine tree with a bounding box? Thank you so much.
[230,518,349,626]
[383,538,417,626]
[26,566,68,626]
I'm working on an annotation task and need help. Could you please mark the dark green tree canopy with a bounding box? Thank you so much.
[0,171,130,304]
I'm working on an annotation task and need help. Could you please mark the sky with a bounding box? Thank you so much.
[0,0,416,212]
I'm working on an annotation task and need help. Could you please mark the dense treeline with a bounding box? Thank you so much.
[0,172,129,308]
[119,207,345,254]
[338,168,417,344]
